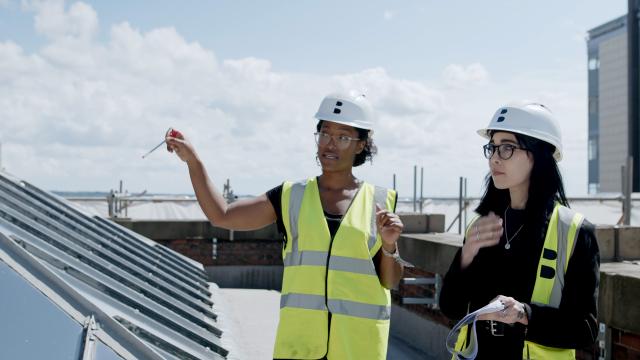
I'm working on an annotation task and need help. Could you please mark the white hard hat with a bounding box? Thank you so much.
[314,92,374,131]
[477,101,563,161]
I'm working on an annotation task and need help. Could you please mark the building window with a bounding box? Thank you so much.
[588,57,600,70]
[588,138,598,161]
[589,97,598,115]
[588,183,599,194]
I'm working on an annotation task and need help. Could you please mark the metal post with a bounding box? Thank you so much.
[118,180,123,217]
[624,157,633,225]
[458,177,463,234]
[622,165,626,225]
[393,174,396,191]
[413,165,417,212]
[107,190,114,218]
[464,177,468,230]
[420,167,424,213]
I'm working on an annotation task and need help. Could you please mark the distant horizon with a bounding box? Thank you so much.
[52,190,630,200]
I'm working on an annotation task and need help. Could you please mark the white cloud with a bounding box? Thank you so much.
[25,0,98,42]
[383,10,394,21]
[442,63,490,88]
[0,1,588,198]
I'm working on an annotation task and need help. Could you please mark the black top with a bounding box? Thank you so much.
[439,206,600,359]
[266,185,286,235]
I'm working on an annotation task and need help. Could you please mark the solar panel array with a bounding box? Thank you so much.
[0,171,231,359]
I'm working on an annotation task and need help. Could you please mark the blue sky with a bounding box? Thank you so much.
[3,1,626,78]
[0,0,628,197]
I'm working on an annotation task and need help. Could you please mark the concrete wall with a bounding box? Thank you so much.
[390,304,450,360]
[597,225,640,262]
[599,262,640,334]
[400,213,446,234]
[206,265,283,290]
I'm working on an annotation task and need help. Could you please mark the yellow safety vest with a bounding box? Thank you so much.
[523,203,584,360]
[273,178,396,360]
[452,203,584,360]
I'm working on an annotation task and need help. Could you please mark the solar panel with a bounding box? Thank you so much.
[0,171,232,359]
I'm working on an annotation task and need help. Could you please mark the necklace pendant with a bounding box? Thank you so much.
[505,243,511,250]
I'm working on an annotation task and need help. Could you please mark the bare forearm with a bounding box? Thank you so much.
[186,157,229,225]
[379,249,403,289]
[168,134,276,230]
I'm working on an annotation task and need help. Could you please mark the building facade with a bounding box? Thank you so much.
[587,16,629,193]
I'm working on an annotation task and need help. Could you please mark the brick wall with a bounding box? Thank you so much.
[156,239,283,266]
[612,328,640,360]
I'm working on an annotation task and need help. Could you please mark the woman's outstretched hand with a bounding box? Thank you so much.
[166,128,198,164]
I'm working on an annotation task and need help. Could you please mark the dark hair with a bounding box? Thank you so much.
[316,120,377,166]
[475,131,568,240]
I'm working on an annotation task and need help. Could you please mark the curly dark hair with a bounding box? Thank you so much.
[316,120,377,166]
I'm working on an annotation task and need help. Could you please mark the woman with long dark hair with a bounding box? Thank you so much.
[440,102,600,359]
[166,92,407,360]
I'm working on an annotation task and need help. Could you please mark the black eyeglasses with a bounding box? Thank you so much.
[483,143,529,160]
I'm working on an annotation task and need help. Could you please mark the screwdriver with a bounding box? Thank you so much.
[142,128,183,159]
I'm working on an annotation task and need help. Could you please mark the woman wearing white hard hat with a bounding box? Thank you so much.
[440,102,600,359]
[166,92,406,360]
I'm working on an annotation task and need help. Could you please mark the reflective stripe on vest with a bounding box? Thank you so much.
[368,186,389,252]
[279,293,391,320]
[287,180,306,256]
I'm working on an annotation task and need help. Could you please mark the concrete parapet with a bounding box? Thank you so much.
[596,226,616,262]
[599,262,640,334]
[398,233,462,276]
[400,213,429,233]
[618,227,640,260]
[427,214,446,233]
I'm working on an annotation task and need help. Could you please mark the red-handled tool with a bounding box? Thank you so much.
[142,128,183,159]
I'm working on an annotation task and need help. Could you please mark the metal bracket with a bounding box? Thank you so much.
[400,274,441,307]
[80,314,98,360]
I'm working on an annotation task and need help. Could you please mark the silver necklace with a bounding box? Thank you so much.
[504,207,524,250]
